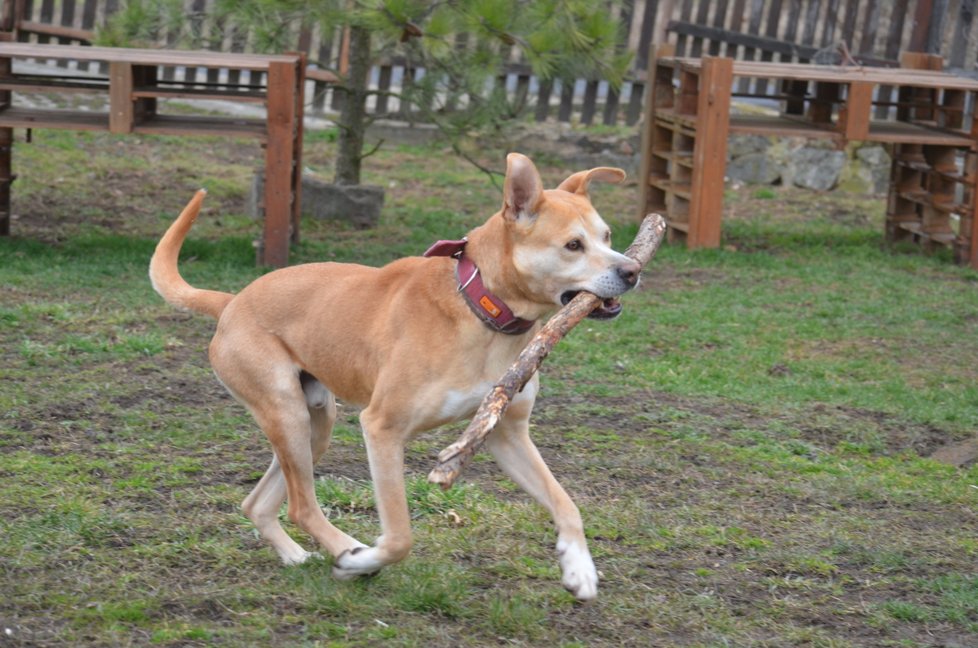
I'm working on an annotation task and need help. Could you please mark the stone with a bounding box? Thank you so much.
[727,134,772,158]
[726,151,781,185]
[250,171,384,228]
[786,147,847,191]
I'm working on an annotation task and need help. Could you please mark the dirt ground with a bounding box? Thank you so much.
[3,129,978,647]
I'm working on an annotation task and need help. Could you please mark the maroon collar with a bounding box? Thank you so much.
[423,238,536,335]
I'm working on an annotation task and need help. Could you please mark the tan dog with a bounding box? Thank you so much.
[150,153,639,600]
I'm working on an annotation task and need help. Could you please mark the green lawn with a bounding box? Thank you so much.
[1,129,977,647]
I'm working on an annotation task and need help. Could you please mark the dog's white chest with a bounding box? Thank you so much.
[437,378,537,423]
[439,382,494,421]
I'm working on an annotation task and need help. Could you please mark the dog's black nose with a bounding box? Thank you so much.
[617,261,640,287]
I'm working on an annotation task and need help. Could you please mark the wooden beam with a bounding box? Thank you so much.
[638,43,675,221]
[667,20,897,67]
[108,61,133,134]
[841,81,872,140]
[260,59,297,267]
[688,56,732,249]
[16,20,93,42]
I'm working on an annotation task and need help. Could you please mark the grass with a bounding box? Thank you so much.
[2,127,978,646]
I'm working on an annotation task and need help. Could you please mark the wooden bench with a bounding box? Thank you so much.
[639,45,978,269]
[0,42,307,267]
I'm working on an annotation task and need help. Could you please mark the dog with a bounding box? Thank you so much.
[150,153,640,600]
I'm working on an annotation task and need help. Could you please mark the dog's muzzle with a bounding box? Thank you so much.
[560,262,640,320]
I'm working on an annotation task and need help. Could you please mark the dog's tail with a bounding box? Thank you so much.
[149,190,234,320]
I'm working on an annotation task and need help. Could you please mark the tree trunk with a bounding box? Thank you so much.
[335,25,371,186]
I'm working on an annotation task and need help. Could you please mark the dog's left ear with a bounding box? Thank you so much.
[503,153,544,222]
[557,167,626,196]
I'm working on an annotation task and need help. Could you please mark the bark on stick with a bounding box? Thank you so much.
[428,213,668,488]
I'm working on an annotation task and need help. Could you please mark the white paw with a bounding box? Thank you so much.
[280,549,322,566]
[332,545,383,580]
[557,539,599,601]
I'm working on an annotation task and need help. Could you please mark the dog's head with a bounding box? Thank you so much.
[500,153,640,320]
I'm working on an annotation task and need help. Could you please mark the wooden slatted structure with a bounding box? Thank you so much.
[639,45,978,268]
[8,0,978,128]
[0,42,306,267]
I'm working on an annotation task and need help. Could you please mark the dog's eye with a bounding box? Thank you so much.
[604,230,612,243]
[565,239,583,252]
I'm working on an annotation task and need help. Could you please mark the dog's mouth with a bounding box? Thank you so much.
[560,291,623,320]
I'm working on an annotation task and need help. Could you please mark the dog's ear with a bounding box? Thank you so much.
[556,167,626,196]
[503,153,543,222]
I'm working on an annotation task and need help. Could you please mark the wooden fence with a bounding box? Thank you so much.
[8,0,978,126]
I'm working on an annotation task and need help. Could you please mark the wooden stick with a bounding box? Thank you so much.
[428,213,668,488]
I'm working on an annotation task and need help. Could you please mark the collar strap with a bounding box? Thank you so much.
[423,238,536,335]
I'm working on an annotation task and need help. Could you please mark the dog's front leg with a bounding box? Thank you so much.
[486,382,599,601]
[333,407,413,580]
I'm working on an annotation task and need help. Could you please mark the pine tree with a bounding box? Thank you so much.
[101,0,632,185]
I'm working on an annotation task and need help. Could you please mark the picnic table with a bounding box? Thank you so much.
[0,42,306,267]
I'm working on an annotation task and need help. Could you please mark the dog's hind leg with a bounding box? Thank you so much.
[241,375,362,565]
[213,329,365,564]
[485,379,599,601]
[242,455,313,565]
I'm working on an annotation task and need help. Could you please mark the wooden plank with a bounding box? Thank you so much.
[908,0,942,54]
[374,64,392,114]
[0,125,9,236]
[290,53,306,245]
[866,120,974,146]
[781,0,804,54]
[724,0,749,60]
[820,0,841,47]
[688,0,711,58]
[602,86,620,126]
[668,21,820,61]
[132,114,266,139]
[260,59,297,268]
[674,0,695,57]
[801,0,821,47]
[688,56,732,248]
[639,43,676,221]
[858,0,881,56]
[841,81,872,140]
[535,78,553,122]
[37,0,54,45]
[737,0,764,95]
[840,0,861,50]
[707,0,731,56]
[0,52,9,237]
[0,43,301,69]
[557,78,574,122]
[728,113,841,139]
[0,76,108,92]
[962,152,978,270]
[626,80,645,125]
[668,58,978,89]
[949,0,975,68]
[0,106,108,130]
[77,0,98,72]
[514,74,530,114]
[580,80,598,125]
[756,0,786,96]
[17,19,92,42]
[131,85,266,103]
[108,61,133,134]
